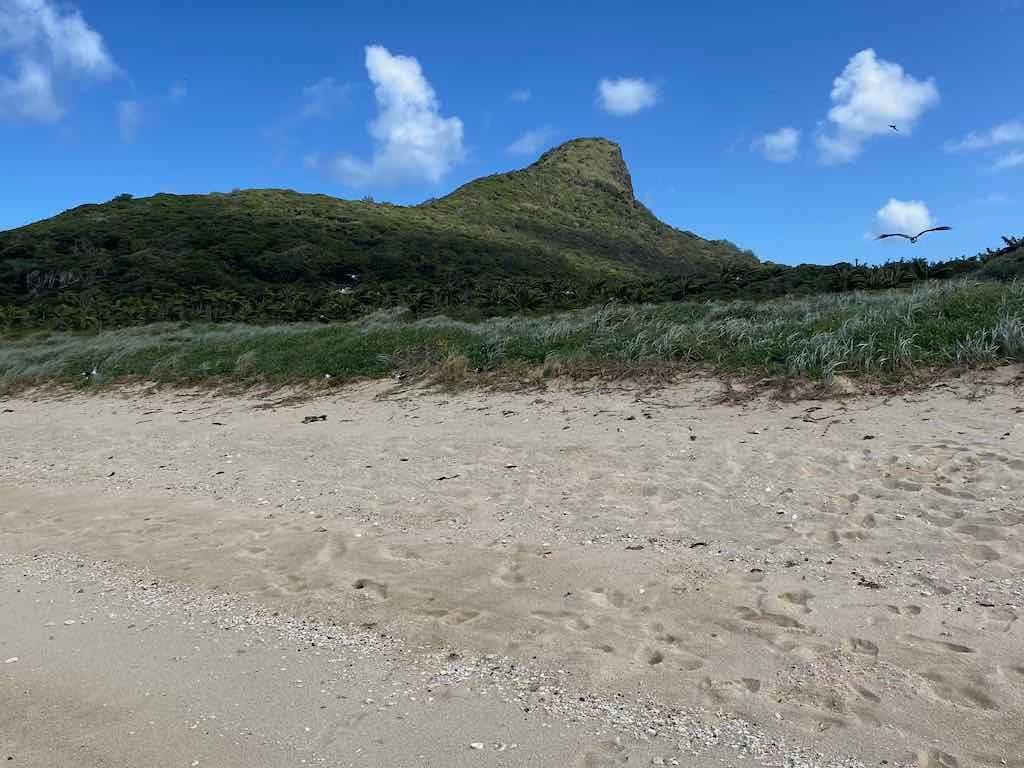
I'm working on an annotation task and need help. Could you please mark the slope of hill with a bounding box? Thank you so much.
[977,239,1024,280]
[421,138,751,277]
[0,138,752,315]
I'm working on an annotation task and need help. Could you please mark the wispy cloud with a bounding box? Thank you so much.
[945,119,1024,153]
[508,88,531,104]
[752,127,800,163]
[944,119,1024,171]
[507,126,555,156]
[994,150,1024,170]
[0,0,117,121]
[117,98,142,142]
[597,77,658,116]
[817,49,938,165]
[325,45,465,187]
[168,81,187,103]
[300,76,351,119]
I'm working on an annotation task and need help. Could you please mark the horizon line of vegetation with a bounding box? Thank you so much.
[2,236,1021,332]
[2,279,1022,393]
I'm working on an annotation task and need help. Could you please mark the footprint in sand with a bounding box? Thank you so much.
[885,604,922,616]
[853,684,880,702]
[967,544,1003,562]
[779,589,815,613]
[585,587,626,610]
[882,477,923,492]
[903,634,974,654]
[531,609,592,633]
[492,561,524,587]
[698,676,762,705]
[955,523,1004,542]
[352,578,388,600]
[577,738,629,767]
[735,606,803,629]
[980,606,1018,633]
[378,544,423,562]
[847,637,879,656]
[639,647,664,666]
[440,608,481,625]
[918,748,961,768]
[921,671,999,711]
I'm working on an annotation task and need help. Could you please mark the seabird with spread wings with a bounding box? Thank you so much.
[876,225,951,244]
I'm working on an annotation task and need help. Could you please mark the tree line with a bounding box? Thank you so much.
[1,237,1020,332]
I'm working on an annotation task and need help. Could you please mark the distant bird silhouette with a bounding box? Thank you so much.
[876,225,951,244]
[889,124,898,131]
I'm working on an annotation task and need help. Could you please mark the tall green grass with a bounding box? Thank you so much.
[1,280,1021,392]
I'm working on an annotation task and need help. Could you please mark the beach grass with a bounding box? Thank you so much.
[2,279,1021,393]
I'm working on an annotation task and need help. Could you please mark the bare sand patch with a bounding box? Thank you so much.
[2,373,1022,766]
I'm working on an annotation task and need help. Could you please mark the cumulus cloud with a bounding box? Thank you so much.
[327,45,464,187]
[597,77,658,116]
[0,0,116,122]
[507,126,555,156]
[873,198,935,237]
[752,127,800,163]
[994,150,1024,170]
[944,119,1024,152]
[300,76,350,119]
[169,81,187,103]
[117,99,141,142]
[816,49,938,165]
[508,88,531,103]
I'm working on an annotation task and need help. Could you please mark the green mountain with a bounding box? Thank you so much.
[0,138,753,312]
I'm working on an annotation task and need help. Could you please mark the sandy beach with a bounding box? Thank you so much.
[2,371,1023,767]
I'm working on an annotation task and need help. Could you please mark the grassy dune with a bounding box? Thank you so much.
[1,279,1021,393]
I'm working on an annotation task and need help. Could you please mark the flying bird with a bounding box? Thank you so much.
[876,225,951,244]
[889,124,898,131]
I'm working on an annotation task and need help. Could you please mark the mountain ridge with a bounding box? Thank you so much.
[0,137,761,327]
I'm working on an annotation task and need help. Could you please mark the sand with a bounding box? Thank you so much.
[2,370,1023,767]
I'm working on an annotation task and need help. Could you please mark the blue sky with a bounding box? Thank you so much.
[1,0,1021,266]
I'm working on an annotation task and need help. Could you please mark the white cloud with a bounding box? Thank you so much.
[597,77,658,116]
[117,99,141,142]
[507,126,555,156]
[303,152,320,170]
[752,127,800,163]
[816,49,938,165]
[945,119,1024,153]
[508,88,531,103]
[994,150,1024,170]
[0,57,58,119]
[300,76,350,119]
[874,198,935,237]
[0,0,116,122]
[327,45,464,187]
[169,81,187,103]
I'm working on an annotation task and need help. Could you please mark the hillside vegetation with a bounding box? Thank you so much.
[0,135,1019,332]
[0,138,753,329]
